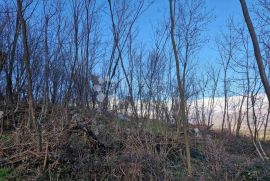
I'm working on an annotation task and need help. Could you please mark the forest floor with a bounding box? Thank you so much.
[0,106,270,180]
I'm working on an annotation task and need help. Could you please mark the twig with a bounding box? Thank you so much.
[43,141,49,170]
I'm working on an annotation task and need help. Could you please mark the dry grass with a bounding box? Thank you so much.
[0,106,270,180]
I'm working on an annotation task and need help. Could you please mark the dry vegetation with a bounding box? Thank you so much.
[1,106,270,180]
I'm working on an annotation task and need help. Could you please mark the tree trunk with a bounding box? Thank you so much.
[17,0,41,152]
[107,0,137,117]
[169,0,192,176]
[44,16,49,114]
[263,106,270,141]
[236,96,245,137]
[6,11,20,105]
[17,0,35,127]
[240,0,270,162]
[240,0,270,104]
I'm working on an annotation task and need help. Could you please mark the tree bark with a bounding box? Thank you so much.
[236,96,245,137]
[17,0,41,152]
[44,16,49,114]
[240,0,270,104]
[17,0,35,127]
[169,0,192,176]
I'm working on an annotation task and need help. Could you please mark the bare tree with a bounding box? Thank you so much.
[216,20,238,132]
[63,0,82,105]
[169,0,192,176]
[207,66,220,127]
[17,0,35,127]
[107,0,145,116]
[42,0,56,115]
[240,0,270,162]
[240,0,270,104]
[17,0,42,152]
[5,9,20,105]
[83,0,97,107]
[254,0,270,142]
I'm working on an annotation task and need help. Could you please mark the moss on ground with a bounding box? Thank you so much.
[0,168,15,181]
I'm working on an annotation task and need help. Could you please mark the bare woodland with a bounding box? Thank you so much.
[0,0,270,180]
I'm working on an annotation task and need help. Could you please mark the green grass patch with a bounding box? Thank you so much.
[0,134,15,148]
[172,165,186,180]
[0,134,13,142]
[0,168,15,181]
[113,119,137,130]
[144,120,175,136]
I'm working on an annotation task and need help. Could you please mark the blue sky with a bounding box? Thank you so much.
[0,0,252,69]
[1,0,250,67]
[136,0,250,67]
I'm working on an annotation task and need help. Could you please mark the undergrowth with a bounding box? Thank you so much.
[0,108,270,180]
